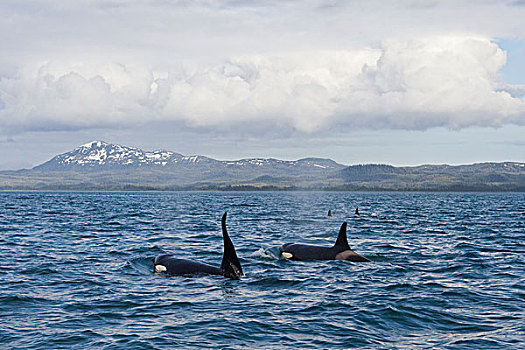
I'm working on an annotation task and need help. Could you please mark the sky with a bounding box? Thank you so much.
[1,0,525,170]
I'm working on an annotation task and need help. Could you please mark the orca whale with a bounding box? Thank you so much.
[153,213,244,279]
[279,222,370,262]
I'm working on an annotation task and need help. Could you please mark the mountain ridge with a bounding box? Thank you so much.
[34,140,344,172]
[1,141,524,191]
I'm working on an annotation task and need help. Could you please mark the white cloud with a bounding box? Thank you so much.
[1,1,525,136]
[335,37,525,130]
[1,36,524,135]
[2,0,525,169]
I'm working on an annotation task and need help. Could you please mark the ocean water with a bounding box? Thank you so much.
[0,191,524,349]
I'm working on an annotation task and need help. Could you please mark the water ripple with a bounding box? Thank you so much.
[0,191,523,349]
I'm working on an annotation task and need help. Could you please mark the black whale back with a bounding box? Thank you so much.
[220,212,244,279]
[154,212,244,279]
[279,221,370,261]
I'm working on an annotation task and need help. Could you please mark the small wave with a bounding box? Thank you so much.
[247,276,309,287]
[364,253,389,262]
[427,264,465,274]
[250,247,281,260]
[63,299,141,312]
[126,256,155,275]
[0,294,53,306]
[384,282,416,292]
[231,203,259,207]
[290,218,320,225]
[107,221,123,226]
[380,219,400,225]
[19,265,58,276]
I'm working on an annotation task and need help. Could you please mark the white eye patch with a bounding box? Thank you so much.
[154,264,167,273]
[281,252,293,259]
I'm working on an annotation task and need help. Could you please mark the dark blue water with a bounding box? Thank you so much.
[1,192,524,349]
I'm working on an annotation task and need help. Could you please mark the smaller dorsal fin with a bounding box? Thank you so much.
[334,222,350,250]
[220,212,244,279]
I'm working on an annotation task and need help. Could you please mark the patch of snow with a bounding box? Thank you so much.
[183,156,199,163]
[79,141,105,149]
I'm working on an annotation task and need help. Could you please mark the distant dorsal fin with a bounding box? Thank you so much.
[334,222,350,250]
[220,212,244,279]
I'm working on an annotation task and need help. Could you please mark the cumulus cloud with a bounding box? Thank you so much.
[336,37,525,129]
[1,2,525,134]
[1,36,524,134]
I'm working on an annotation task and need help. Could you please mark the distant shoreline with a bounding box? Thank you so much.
[2,141,523,192]
[1,187,524,193]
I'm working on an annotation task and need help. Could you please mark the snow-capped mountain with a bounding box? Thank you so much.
[2,141,523,190]
[33,141,345,174]
[34,141,182,169]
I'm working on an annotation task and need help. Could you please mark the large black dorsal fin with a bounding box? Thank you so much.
[334,222,350,250]
[220,212,244,279]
